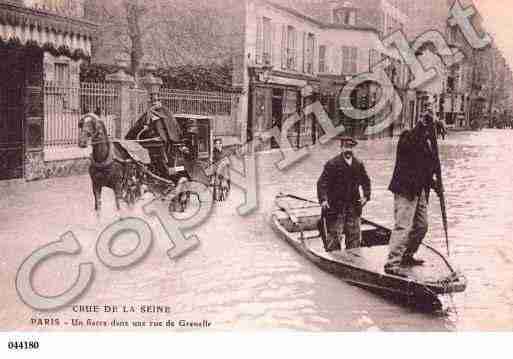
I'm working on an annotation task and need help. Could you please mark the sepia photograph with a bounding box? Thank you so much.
[1,0,513,348]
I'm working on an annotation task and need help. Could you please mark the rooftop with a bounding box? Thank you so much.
[264,0,380,34]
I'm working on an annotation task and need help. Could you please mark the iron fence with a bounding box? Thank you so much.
[158,88,234,116]
[44,81,121,148]
[44,82,239,149]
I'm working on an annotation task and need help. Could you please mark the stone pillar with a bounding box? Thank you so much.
[106,69,135,138]
[141,73,163,103]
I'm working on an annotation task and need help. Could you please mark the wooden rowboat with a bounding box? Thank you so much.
[271,194,467,308]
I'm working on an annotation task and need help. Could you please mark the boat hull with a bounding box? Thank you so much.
[270,202,467,307]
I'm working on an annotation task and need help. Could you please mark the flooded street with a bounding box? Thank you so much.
[1,129,513,331]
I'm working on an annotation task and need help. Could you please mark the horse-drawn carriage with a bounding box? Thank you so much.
[78,103,231,213]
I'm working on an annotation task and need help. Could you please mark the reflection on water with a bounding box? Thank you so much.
[1,130,512,331]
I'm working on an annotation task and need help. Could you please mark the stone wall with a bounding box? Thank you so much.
[26,151,90,181]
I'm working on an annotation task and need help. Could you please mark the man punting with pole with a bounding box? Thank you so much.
[384,101,447,278]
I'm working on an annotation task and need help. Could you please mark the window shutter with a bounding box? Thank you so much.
[256,16,263,64]
[325,45,330,73]
[318,45,323,73]
[293,29,298,70]
[312,36,317,74]
[341,46,348,74]
[298,31,305,73]
[351,47,358,74]
[281,25,287,70]
[272,23,280,68]
[333,46,342,75]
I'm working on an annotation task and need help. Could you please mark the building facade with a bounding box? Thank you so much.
[0,0,95,180]
[399,0,513,130]
[245,0,408,146]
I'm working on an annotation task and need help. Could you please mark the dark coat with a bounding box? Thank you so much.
[213,147,226,163]
[317,154,371,214]
[388,125,440,201]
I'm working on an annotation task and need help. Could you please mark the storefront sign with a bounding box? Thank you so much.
[267,76,307,88]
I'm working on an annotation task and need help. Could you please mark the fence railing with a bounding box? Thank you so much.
[158,88,234,117]
[44,82,239,149]
[44,81,121,148]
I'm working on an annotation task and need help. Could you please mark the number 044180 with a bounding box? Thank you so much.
[8,341,39,350]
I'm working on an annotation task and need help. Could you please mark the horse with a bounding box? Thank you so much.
[78,113,127,212]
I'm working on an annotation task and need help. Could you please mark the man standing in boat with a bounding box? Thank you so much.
[317,136,371,250]
[384,103,443,277]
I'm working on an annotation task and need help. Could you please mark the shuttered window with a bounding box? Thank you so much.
[301,32,306,73]
[281,25,287,69]
[55,63,70,84]
[319,45,326,73]
[341,46,358,74]
[286,25,297,70]
[306,33,315,74]
[263,17,272,65]
[256,16,263,64]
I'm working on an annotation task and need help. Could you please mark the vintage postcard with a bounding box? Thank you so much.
[1,0,513,351]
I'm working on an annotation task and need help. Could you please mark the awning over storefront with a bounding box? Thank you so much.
[0,1,96,57]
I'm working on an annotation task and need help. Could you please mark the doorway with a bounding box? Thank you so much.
[271,88,284,149]
[0,49,25,180]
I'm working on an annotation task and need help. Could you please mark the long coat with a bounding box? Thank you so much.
[388,126,440,201]
[317,154,371,214]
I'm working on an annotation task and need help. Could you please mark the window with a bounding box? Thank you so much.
[286,25,297,70]
[319,45,326,73]
[55,63,70,84]
[306,33,315,74]
[341,46,357,74]
[334,8,356,25]
[369,49,381,69]
[256,17,272,64]
[262,17,272,65]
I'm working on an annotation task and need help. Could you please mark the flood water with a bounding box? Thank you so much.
[1,129,513,331]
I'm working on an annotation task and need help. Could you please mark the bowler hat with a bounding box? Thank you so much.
[335,135,358,147]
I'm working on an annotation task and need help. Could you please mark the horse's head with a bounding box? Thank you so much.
[78,114,108,148]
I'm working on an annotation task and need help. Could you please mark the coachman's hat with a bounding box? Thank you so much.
[335,135,358,147]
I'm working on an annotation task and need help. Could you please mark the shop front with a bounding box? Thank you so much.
[248,70,320,150]
[0,1,95,180]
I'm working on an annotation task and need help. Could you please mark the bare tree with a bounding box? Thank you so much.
[85,0,156,82]
[88,0,242,71]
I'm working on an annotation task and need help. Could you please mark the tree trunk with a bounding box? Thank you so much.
[125,1,144,83]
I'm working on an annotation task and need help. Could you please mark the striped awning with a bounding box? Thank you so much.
[0,1,96,56]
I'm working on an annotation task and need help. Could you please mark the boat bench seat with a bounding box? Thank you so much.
[274,209,375,233]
